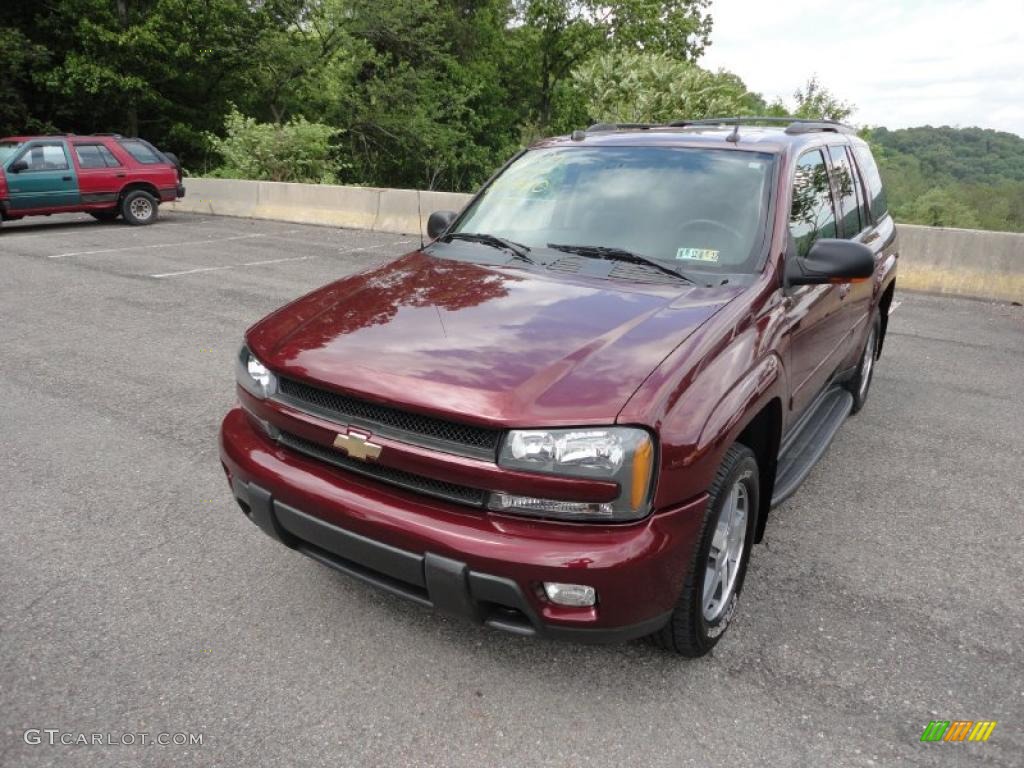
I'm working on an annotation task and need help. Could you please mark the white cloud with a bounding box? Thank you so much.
[700,0,1024,136]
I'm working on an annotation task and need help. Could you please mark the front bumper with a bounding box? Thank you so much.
[220,408,707,642]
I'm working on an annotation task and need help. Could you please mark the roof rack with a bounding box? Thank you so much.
[91,132,124,138]
[586,122,655,132]
[668,116,855,135]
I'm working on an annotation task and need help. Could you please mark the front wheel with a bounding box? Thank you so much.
[120,190,159,225]
[651,443,759,657]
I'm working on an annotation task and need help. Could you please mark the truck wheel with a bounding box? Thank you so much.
[847,312,880,414]
[120,190,159,225]
[90,210,119,222]
[651,443,758,657]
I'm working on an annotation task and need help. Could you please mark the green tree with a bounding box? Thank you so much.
[791,75,854,121]
[513,0,712,128]
[572,49,754,124]
[903,188,980,229]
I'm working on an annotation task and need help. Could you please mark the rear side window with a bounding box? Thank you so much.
[789,150,837,258]
[119,139,162,164]
[851,144,888,221]
[74,144,122,169]
[827,145,862,237]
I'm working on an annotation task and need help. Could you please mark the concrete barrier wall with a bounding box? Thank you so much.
[894,224,1024,303]
[170,178,1024,302]
[169,177,471,237]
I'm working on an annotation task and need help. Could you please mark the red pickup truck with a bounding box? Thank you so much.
[220,118,897,656]
[0,134,183,228]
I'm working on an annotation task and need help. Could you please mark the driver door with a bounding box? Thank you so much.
[6,141,80,210]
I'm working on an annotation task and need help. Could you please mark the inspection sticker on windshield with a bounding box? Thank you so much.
[676,247,720,263]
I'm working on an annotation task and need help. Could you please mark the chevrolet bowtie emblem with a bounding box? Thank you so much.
[332,431,382,462]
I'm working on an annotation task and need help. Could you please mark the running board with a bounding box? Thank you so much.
[772,387,854,506]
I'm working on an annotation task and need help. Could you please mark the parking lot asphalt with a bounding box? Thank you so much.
[1,211,1022,768]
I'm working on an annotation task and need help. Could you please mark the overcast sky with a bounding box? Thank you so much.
[700,0,1024,136]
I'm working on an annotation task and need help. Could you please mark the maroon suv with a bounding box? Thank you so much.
[0,133,183,228]
[220,118,897,656]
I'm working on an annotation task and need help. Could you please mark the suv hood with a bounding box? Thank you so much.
[248,251,742,427]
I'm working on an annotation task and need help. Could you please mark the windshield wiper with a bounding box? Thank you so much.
[442,232,535,264]
[546,244,693,283]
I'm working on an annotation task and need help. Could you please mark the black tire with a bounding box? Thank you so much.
[89,210,119,222]
[120,189,159,225]
[847,311,881,414]
[651,443,759,657]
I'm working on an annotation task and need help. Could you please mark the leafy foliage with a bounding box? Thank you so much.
[867,126,1024,231]
[206,107,340,183]
[572,50,755,124]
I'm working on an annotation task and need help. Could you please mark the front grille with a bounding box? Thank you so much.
[278,431,488,508]
[276,377,501,459]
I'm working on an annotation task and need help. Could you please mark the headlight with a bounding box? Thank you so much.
[235,344,277,399]
[490,427,655,522]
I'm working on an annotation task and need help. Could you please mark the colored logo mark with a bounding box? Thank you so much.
[920,720,997,742]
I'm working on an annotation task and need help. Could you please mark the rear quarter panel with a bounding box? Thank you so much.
[106,141,179,201]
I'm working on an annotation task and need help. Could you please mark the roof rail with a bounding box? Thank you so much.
[91,132,124,138]
[668,116,855,135]
[586,122,655,132]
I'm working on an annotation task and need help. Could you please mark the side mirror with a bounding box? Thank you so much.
[787,239,874,286]
[426,210,457,240]
[8,160,28,174]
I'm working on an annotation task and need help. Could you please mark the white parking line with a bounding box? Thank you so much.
[149,239,414,279]
[889,300,902,315]
[151,255,316,278]
[48,232,278,258]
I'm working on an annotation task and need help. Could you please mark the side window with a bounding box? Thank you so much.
[118,139,161,164]
[75,143,123,169]
[97,145,121,167]
[19,142,69,172]
[789,150,837,258]
[845,147,869,227]
[828,145,861,237]
[851,144,888,221]
[74,144,104,169]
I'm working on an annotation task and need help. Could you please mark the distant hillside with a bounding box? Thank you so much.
[867,126,1024,232]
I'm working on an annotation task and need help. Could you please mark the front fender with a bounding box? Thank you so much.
[636,298,788,510]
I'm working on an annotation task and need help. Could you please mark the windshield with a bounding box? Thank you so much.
[454,146,775,273]
[0,141,23,164]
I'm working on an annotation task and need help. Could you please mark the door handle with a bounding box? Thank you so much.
[863,231,880,244]
[62,175,72,181]
[116,172,126,178]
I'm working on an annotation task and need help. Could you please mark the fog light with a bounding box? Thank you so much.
[543,582,596,607]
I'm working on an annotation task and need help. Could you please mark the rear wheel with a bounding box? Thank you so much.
[651,443,759,657]
[847,311,880,414]
[89,210,119,222]
[121,190,159,225]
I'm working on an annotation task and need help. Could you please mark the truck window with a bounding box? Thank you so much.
[119,139,161,164]
[789,150,837,258]
[851,144,888,221]
[18,143,69,172]
[828,145,862,237]
[75,143,122,169]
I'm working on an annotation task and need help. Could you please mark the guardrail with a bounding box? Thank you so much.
[169,178,1024,303]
